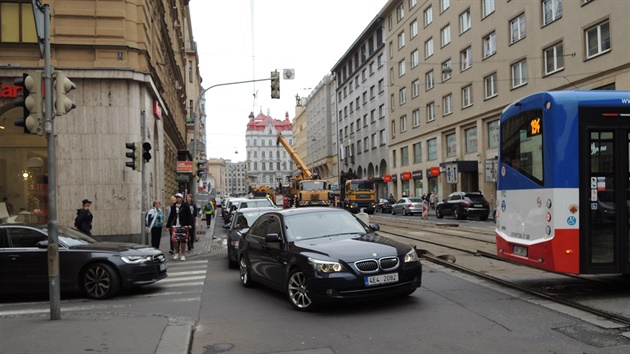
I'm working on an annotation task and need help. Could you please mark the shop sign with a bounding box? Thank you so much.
[383,175,391,182]
[412,170,423,179]
[401,171,411,181]
[176,173,190,182]
[430,167,440,177]
[177,161,193,173]
[0,82,21,99]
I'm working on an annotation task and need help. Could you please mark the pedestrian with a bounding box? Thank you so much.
[203,199,215,227]
[145,200,164,249]
[166,193,193,261]
[164,195,176,254]
[74,199,93,236]
[430,193,437,210]
[186,193,199,251]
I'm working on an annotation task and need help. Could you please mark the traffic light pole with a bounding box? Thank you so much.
[140,110,147,245]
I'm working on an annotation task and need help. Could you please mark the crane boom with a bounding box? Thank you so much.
[276,133,313,179]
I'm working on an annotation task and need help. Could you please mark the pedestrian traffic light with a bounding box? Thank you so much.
[125,142,140,171]
[142,142,152,162]
[197,160,206,178]
[270,70,280,99]
[13,72,43,135]
[54,70,76,116]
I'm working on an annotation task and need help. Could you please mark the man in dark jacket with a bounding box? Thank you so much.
[75,199,93,236]
[165,193,194,261]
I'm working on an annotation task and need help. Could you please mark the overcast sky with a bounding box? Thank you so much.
[189,0,388,162]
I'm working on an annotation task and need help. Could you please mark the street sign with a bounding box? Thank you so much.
[446,164,458,184]
[197,191,210,206]
[177,161,193,173]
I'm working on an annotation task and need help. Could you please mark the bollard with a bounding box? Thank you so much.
[357,208,369,225]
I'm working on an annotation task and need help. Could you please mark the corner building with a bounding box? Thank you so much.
[379,0,630,204]
[0,0,201,239]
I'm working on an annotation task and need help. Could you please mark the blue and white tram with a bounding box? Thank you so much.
[496,91,630,275]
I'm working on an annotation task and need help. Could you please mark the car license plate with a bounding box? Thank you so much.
[474,204,483,207]
[365,273,398,287]
[513,245,528,257]
[160,263,167,271]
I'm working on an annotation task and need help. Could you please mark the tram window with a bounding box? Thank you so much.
[501,109,544,185]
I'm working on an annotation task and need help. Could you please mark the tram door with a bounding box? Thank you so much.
[579,114,630,274]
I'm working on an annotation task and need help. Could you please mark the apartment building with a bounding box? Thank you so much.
[379,0,630,204]
[331,17,391,199]
[0,0,202,238]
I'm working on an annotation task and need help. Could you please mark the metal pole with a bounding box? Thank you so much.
[140,110,147,244]
[41,2,60,320]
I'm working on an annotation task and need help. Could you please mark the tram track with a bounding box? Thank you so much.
[371,215,630,328]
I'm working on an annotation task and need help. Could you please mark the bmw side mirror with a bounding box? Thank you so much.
[264,233,281,242]
[36,240,49,248]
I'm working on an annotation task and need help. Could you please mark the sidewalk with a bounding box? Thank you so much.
[0,214,217,354]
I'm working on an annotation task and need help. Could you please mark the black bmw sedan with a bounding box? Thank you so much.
[238,207,422,311]
[0,224,167,299]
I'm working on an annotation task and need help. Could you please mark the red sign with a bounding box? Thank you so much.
[177,161,193,173]
[153,100,162,120]
[401,172,412,181]
[430,167,440,177]
[0,83,21,99]
[383,175,392,183]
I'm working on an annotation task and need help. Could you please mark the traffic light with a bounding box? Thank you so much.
[270,70,280,99]
[142,142,152,162]
[197,159,207,178]
[13,72,43,135]
[125,142,140,171]
[54,70,76,115]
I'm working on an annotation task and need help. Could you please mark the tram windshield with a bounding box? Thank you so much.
[501,109,544,185]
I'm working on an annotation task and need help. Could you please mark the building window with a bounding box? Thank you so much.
[401,146,409,166]
[482,0,495,18]
[461,85,472,108]
[483,32,496,58]
[542,0,562,26]
[425,70,434,91]
[484,73,498,99]
[188,60,193,83]
[398,31,405,49]
[441,24,451,47]
[410,19,418,38]
[371,133,377,149]
[389,68,394,85]
[380,129,386,146]
[465,127,478,153]
[510,13,526,44]
[460,47,472,71]
[586,20,610,59]
[397,3,405,22]
[391,120,396,139]
[399,87,407,105]
[391,94,395,112]
[413,142,422,163]
[412,109,420,127]
[442,59,452,81]
[424,6,433,27]
[440,0,450,13]
[544,42,564,75]
[378,54,384,67]
[488,120,499,148]
[412,79,420,98]
[410,0,417,9]
[459,8,471,34]
[399,59,406,77]
[442,94,453,116]
[370,86,375,99]
[400,115,408,132]
[426,102,435,122]
[411,49,419,68]
[379,104,385,119]
[389,40,394,58]
[511,59,528,88]
[371,109,376,123]
[0,1,37,42]
[425,38,434,59]
[446,133,456,157]
[428,138,437,161]
[378,79,384,93]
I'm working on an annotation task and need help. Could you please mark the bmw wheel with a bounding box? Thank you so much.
[391,207,396,215]
[454,208,465,220]
[82,262,120,299]
[239,255,254,288]
[287,268,315,311]
[436,208,443,219]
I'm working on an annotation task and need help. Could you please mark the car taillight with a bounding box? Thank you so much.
[462,201,471,206]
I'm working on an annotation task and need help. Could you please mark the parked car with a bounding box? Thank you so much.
[238,207,423,311]
[391,197,424,216]
[224,206,277,269]
[225,198,277,224]
[0,224,167,299]
[376,198,395,213]
[222,197,247,223]
[435,192,490,220]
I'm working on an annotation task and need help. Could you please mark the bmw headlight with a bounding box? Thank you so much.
[404,249,419,263]
[121,255,152,264]
[308,257,346,273]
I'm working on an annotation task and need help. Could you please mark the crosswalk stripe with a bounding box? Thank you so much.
[160,276,205,283]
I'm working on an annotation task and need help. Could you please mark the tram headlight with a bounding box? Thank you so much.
[545,212,552,222]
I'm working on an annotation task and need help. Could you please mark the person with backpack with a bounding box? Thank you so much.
[203,199,215,227]
[145,200,164,249]
[74,199,93,236]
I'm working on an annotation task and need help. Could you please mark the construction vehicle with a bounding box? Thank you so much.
[250,185,276,205]
[276,133,330,207]
[339,169,377,214]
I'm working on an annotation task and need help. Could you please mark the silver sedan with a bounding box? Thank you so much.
[391,197,424,216]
